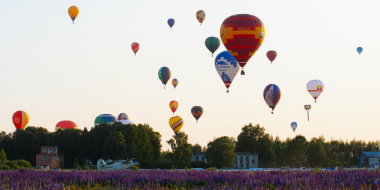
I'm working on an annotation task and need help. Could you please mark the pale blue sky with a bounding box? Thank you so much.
[1,0,379,150]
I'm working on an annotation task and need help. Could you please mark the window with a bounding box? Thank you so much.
[43,157,46,161]
[246,156,249,168]
[43,149,46,152]
[252,159,255,164]
[196,156,199,160]
[240,156,243,169]
[201,156,205,161]
[48,149,53,154]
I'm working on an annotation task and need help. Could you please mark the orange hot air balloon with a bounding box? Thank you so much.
[12,110,29,130]
[220,14,265,75]
[267,50,277,64]
[169,101,178,115]
[68,6,79,24]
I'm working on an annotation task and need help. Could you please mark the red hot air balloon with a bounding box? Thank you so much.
[131,42,139,56]
[12,110,29,130]
[55,120,78,131]
[267,50,277,64]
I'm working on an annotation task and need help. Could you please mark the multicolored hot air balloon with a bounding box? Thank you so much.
[267,51,277,64]
[304,105,311,121]
[12,110,29,130]
[68,6,79,24]
[168,18,175,29]
[55,120,78,131]
[220,14,265,75]
[205,37,220,57]
[191,106,203,123]
[158,67,171,89]
[169,116,183,132]
[94,114,117,126]
[263,84,281,114]
[357,47,363,55]
[215,51,240,93]
[117,113,129,120]
[169,101,178,115]
[196,10,206,25]
[307,80,324,102]
[172,78,178,89]
[291,122,298,133]
[131,42,139,56]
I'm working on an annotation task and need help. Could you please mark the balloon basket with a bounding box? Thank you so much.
[241,70,245,75]
[271,112,273,114]
[226,89,229,93]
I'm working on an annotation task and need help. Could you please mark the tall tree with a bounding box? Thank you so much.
[205,136,236,169]
[287,135,308,167]
[192,143,202,153]
[306,137,326,167]
[0,149,6,163]
[166,131,192,168]
[102,131,128,160]
[12,130,41,166]
[50,129,81,168]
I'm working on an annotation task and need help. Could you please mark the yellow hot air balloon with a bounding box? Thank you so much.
[169,116,183,132]
[68,6,79,24]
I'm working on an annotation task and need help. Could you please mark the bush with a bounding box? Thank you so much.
[131,165,139,170]
[191,161,209,169]
[15,160,32,168]
[5,161,20,169]
[0,164,10,170]
[172,166,176,170]
[206,167,216,171]
[82,166,90,170]
[184,167,189,170]
[75,165,82,170]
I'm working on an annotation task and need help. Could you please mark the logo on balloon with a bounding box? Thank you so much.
[14,118,20,124]
[260,31,264,39]
[317,85,323,91]
[216,57,231,71]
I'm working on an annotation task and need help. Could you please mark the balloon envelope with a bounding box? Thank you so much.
[307,80,324,102]
[169,116,183,132]
[267,51,277,63]
[55,120,78,131]
[12,110,29,130]
[94,114,117,126]
[191,106,203,122]
[158,67,171,87]
[169,101,178,114]
[119,120,135,125]
[196,10,206,25]
[263,84,281,113]
[117,113,129,120]
[172,78,178,89]
[304,105,311,111]
[291,122,298,132]
[220,14,265,74]
[215,51,240,92]
[131,42,139,55]
[68,6,79,24]
[205,37,220,57]
[357,47,363,55]
[168,18,175,28]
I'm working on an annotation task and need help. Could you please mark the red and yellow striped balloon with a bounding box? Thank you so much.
[220,14,265,75]
[12,110,29,130]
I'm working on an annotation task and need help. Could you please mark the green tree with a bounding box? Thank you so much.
[50,129,81,168]
[205,136,236,169]
[0,149,6,163]
[306,137,326,167]
[192,143,202,153]
[287,135,308,167]
[102,131,127,160]
[12,130,41,166]
[166,131,192,168]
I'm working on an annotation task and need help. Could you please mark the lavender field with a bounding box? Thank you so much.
[1,169,380,189]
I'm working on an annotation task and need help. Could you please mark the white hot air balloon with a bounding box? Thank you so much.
[215,51,240,93]
[307,80,324,102]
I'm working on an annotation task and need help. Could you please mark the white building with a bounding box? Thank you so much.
[191,152,259,169]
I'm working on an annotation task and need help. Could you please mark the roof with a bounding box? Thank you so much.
[362,151,380,158]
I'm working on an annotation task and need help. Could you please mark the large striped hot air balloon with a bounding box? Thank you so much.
[220,14,265,75]
[55,120,78,131]
[12,110,29,130]
[263,84,281,114]
[169,116,183,132]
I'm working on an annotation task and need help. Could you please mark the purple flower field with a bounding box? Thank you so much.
[1,169,380,189]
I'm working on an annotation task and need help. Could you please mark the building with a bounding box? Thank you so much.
[357,151,380,167]
[36,146,64,169]
[191,152,259,169]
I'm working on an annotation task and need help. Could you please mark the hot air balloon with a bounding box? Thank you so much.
[267,51,277,64]
[263,84,281,114]
[168,18,175,29]
[117,113,129,120]
[158,67,171,89]
[169,101,178,115]
[191,106,203,123]
[196,10,206,25]
[172,78,178,89]
[304,105,311,121]
[215,51,240,93]
[94,114,117,126]
[291,122,297,133]
[205,37,220,57]
[131,42,139,56]
[169,116,183,132]
[119,120,134,125]
[55,120,78,131]
[307,80,324,102]
[12,110,29,130]
[357,47,363,55]
[68,6,79,24]
[220,14,265,75]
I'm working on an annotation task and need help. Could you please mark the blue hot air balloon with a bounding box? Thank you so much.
[158,66,171,89]
[168,18,175,29]
[357,47,363,55]
[215,51,240,93]
[94,114,117,126]
[291,122,298,133]
[263,84,281,114]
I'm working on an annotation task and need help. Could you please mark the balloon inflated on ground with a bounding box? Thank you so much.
[94,114,117,126]
[131,42,139,56]
[169,116,183,132]
[304,105,311,121]
[55,120,78,131]
[169,101,178,115]
[215,51,240,93]
[13,110,29,130]
[117,113,129,120]
[119,120,134,125]
[68,6,79,24]
[158,67,171,89]
[196,10,205,26]
[307,80,324,102]
[263,84,281,114]
[291,122,298,133]
[220,14,265,75]
[191,106,203,123]
[205,37,220,57]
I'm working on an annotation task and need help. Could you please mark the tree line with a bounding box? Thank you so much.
[0,122,378,169]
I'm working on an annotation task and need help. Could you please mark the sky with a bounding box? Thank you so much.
[1,0,380,151]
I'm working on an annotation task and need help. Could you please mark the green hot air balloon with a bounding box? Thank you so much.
[205,37,220,57]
